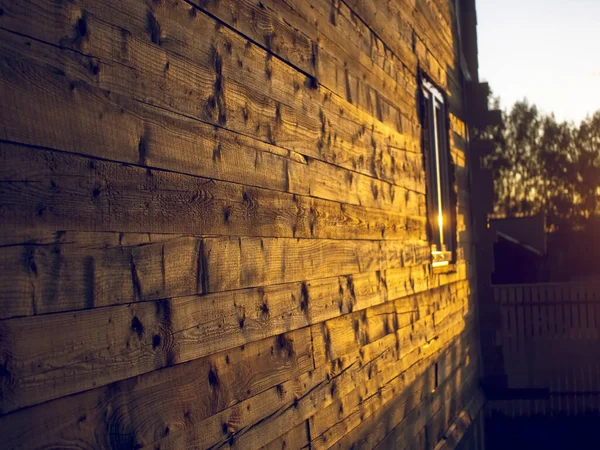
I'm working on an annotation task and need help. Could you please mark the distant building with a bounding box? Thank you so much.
[491,215,547,284]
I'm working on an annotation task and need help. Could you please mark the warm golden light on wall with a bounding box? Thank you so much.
[432,261,450,268]
[431,250,449,268]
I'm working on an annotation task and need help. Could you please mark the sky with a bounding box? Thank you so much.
[476,0,600,123]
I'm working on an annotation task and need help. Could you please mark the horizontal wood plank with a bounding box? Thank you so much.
[0,328,313,449]
[151,318,471,450]
[0,142,427,241]
[0,263,463,413]
[0,230,436,318]
[0,0,425,188]
[0,0,480,448]
[0,27,428,211]
[187,0,420,131]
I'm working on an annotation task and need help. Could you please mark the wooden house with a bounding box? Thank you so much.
[0,0,491,448]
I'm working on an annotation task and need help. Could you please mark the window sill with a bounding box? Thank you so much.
[432,261,458,275]
[431,250,452,268]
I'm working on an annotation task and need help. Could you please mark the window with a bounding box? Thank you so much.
[421,78,455,267]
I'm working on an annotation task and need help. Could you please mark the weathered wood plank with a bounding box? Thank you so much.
[0,142,426,241]
[375,369,478,450]
[311,281,468,364]
[0,245,38,318]
[342,0,457,94]
[188,0,419,130]
[144,308,469,450]
[315,300,472,449]
[0,1,480,449]
[0,254,459,412]
[414,364,479,450]
[0,230,434,318]
[0,279,469,448]
[0,233,201,318]
[259,421,309,450]
[310,336,471,450]
[0,284,315,413]
[292,0,418,127]
[0,27,426,211]
[0,328,313,449]
[413,0,456,63]
[335,0,418,74]
[146,361,325,449]
[311,284,472,448]
[0,0,424,188]
[332,349,477,450]
[136,0,424,166]
[265,317,472,450]
[433,390,486,450]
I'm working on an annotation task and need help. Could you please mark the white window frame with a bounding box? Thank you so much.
[422,79,454,268]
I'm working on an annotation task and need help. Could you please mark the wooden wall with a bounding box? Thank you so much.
[0,0,482,448]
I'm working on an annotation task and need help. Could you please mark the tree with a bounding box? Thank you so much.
[485,100,600,231]
[573,112,600,221]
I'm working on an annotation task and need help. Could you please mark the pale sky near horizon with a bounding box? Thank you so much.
[476,0,600,124]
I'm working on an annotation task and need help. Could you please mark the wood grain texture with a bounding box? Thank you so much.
[260,421,310,450]
[0,142,426,241]
[0,256,462,412]
[331,337,478,450]
[0,0,481,448]
[0,328,314,449]
[0,0,425,189]
[148,323,472,450]
[0,27,427,211]
[186,0,419,131]
[0,230,436,318]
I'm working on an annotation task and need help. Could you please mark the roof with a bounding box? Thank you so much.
[490,214,547,255]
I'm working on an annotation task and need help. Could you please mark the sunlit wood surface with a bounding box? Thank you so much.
[0,0,481,448]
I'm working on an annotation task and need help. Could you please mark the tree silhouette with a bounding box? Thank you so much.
[485,100,600,231]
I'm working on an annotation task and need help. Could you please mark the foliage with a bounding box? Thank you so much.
[483,100,600,231]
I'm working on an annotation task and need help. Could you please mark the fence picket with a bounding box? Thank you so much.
[491,282,600,418]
